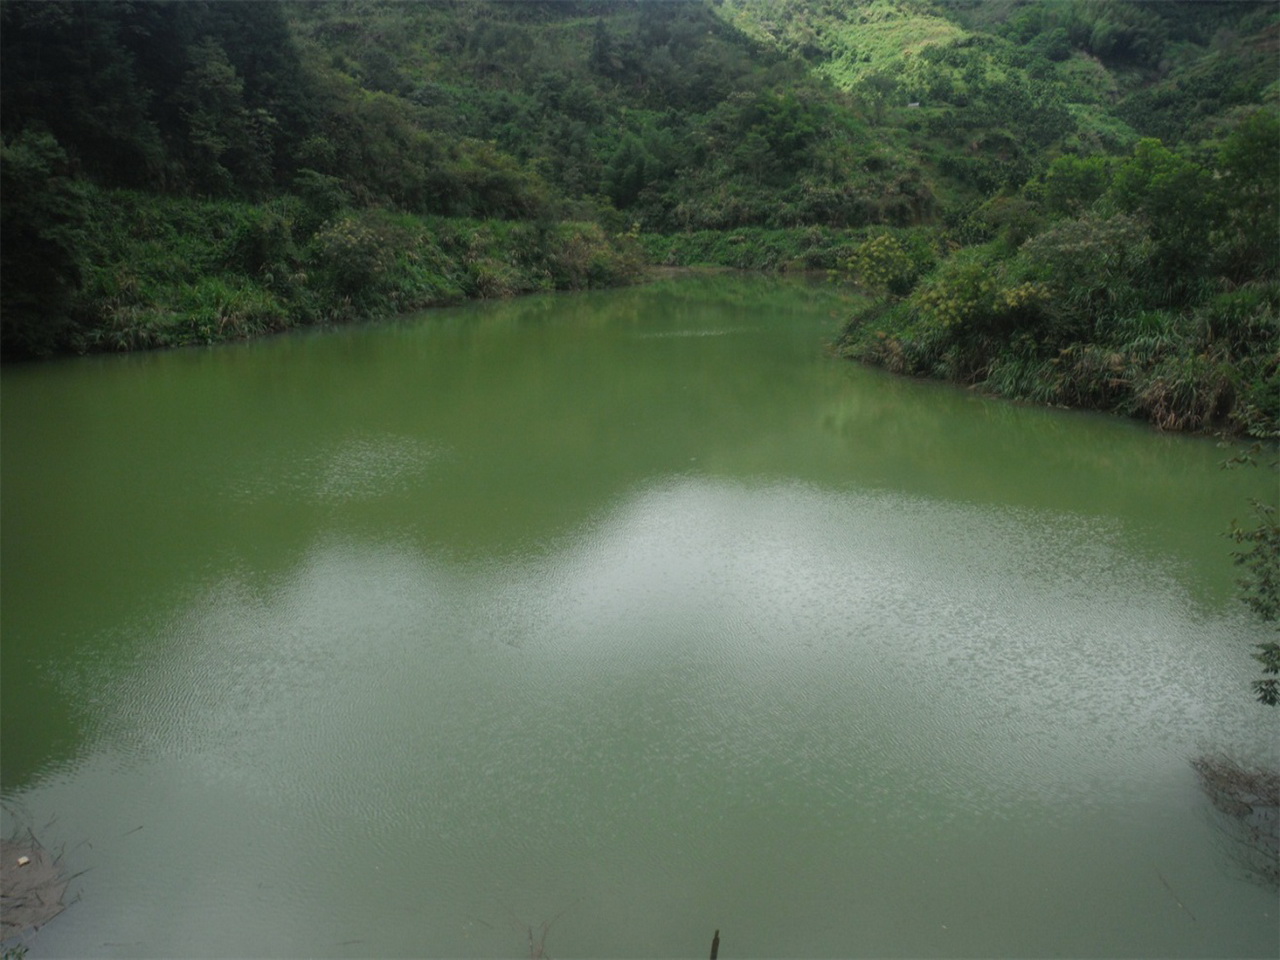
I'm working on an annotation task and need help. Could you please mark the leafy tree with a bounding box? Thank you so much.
[604,135,651,209]
[590,17,621,78]
[1213,110,1280,282]
[0,130,90,357]
[174,38,273,195]
[1108,138,1219,296]
[1015,212,1151,335]
[846,233,928,296]
[1036,154,1112,217]
[0,1,165,186]
[856,71,899,126]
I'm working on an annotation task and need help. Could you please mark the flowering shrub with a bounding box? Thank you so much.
[910,257,998,329]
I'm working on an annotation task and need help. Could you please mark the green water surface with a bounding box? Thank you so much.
[2,274,1276,957]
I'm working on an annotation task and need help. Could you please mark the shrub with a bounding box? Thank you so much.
[982,347,1060,404]
[845,232,928,296]
[910,251,1000,331]
[1015,213,1153,335]
[1195,283,1280,357]
[308,210,403,301]
[1034,153,1113,217]
[225,201,300,279]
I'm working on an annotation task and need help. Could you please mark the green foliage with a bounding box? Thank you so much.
[0,1,313,192]
[1229,495,1280,705]
[845,232,934,296]
[972,193,1045,248]
[1214,110,1280,283]
[310,211,403,301]
[1112,6,1280,144]
[225,202,301,279]
[0,1,166,186]
[1129,353,1238,433]
[1233,499,1280,624]
[1110,139,1218,257]
[639,225,867,272]
[1034,154,1112,217]
[841,109,1278,438]
[910,249,1001,332]
[1016,213,1152,330]
[1255,641,1280,706]
[3,0,1276,375]
[174,37,274,194]
[61,186,645,353]
[0,130,90,357]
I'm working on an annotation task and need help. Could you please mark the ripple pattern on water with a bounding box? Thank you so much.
[226,433,447,504]
[74,478,1267,834]
[7,274,1278,958]
[25,477,1280,958]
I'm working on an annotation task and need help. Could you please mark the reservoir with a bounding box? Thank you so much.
[2,273,1276,957]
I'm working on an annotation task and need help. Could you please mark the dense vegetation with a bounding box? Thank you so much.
[2,0,1277,443]
[786,0,1280,440]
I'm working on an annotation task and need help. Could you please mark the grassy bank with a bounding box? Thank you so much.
[26,188,645,356]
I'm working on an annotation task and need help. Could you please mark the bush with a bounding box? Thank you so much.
[307,210,403,301]
[224,201,301,280]
[1015,213,1153,336]
[909,248,1001,332]
[845,231,934,296]
[1196,283,1279,357]
[1033,153,1113,217]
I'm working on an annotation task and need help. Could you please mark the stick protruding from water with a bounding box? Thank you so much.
[710,928,720,959]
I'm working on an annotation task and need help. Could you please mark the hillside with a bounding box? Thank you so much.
[2,0,1276,436]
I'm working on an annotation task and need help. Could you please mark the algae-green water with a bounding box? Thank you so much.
[2,275,1276,958]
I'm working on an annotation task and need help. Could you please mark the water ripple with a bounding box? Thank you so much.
[35,475,1277,958]
[226,433,447,504]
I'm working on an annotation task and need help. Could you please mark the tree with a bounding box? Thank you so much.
[0,1,165,186]
[174,38,273,194]
[0,130,89,357]
[1109,138,1219,297]
[1037,154,1112,217]
[590,18,621,79]
[604,135,649,209]
[846,233,917,296]
[1213,110,1280,282]
[856,71,898,126]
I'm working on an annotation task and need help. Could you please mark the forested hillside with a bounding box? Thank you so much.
[813,0,1280,438]
[2,0,1276,437]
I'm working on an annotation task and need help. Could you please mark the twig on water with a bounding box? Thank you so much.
[509,898,580,959]
[1157,871,1197,921]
